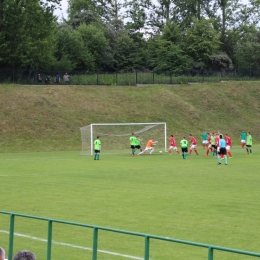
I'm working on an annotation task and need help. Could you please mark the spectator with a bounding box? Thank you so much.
[63,72,70,84]
[55,74,60,85]
[45,76,51,85]
[13,250,36,260]
[0,247,5,260]
[37,74,42,84]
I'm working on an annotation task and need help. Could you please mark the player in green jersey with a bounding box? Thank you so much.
[201,131,208,149]
[210,133,216,156]
[240,131,247,148]
[94,136,101,160]
[180,137,188,159]
[135,135,142,152]
[129,133,137,156]
[246,132,252,155]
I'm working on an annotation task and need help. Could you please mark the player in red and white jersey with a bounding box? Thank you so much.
[225,133,232,158]
[214,133,220,155]
[168,135,180,154]
[189,134,199,155]
[205,132,212,156]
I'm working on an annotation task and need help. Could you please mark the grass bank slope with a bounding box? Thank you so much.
[0,82,259,152]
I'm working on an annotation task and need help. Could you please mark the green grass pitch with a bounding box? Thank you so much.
[0,146,259,260]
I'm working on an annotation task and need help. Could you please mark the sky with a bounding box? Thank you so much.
[54,0,250,21]
[54,0,69,20]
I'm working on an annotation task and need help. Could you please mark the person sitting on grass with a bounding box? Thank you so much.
[0,247,5,260]
[13,250,36,260]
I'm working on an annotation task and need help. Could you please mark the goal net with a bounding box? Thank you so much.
[80,122,167,155]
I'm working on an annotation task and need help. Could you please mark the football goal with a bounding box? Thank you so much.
[80,122,167,155]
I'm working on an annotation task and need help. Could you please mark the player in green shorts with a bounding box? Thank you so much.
[246,132,252,155]
[180,137,188,159]
[94,136,101,160]
[129,133,137,156]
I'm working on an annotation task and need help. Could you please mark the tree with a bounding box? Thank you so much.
[209,52,233,70]
[68,0,124,31]
[114,34,139,71]
[77,23,109,70]
[234,28,260,69]
[55,26,95,71]
[148,37,192,72]
[183,18,221,67]
[0,0,60,69]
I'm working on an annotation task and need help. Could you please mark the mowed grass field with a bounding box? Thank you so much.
[0,145,260,260]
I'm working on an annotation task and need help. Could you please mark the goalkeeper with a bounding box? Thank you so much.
[94,136,101,160]
[138,138,157,155]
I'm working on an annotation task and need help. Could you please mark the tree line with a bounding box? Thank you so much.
[1,0,260,72]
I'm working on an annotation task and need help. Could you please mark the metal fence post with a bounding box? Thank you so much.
[47,220,52,260]
[208,247,214,260]
[12,68,15,83]
[144,236,150,260]
[8,214,15,260]
[92,228,98,260]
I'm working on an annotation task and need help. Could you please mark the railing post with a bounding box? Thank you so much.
[92,227,98,260]
[12,68,15,83]
[144,236,150,260]
[136,71,138,85]
[47,220,52,260]
[208,247,214,260]
[8,214,15,260]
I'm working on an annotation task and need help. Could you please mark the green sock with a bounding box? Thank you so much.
[94,154,97,159]
[250,149,252,154]
[97,154,100,159]
[246,148,249,153]
[132,149,135,155]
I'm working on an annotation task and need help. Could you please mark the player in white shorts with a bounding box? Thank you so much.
[168,135,180,154]
[138,138,157,155]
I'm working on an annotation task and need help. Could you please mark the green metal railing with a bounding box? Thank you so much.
[1,211,260,260]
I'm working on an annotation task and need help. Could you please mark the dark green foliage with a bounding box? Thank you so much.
[148,38,192,72]
[183,18,221,66]
[0,0,59,69]
[209,52,233,70]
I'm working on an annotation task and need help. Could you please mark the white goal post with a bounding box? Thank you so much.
[80,122,167,155]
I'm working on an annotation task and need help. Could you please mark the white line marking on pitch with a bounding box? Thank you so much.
[0,230,143,260]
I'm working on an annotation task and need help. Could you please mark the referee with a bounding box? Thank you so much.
[218,135,228,165]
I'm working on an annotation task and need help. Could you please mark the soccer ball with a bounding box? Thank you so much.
[159,151,162,154]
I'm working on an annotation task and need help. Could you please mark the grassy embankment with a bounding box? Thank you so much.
[0,81,259,152]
